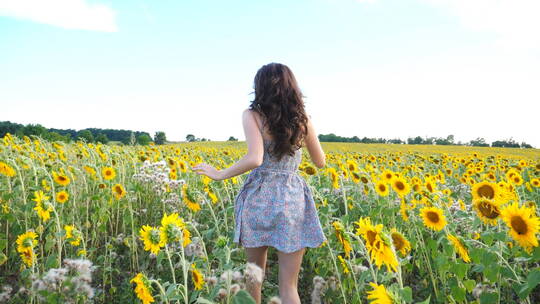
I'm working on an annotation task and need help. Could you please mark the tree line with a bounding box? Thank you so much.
[318,133,534,149]
[0,121,168,145]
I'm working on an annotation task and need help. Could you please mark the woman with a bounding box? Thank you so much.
[192,62,327,304]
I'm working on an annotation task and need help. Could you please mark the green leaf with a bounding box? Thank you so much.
[45,253,59,269]
[526,268,540,290]
[196,298,216,304]
[484,265,499,283]
[0,253,7,266]
[415,295,430,304]
[451,262,468,280]
[232,290,256,304]
[479,292,498,304]
[0,238,6,251]
[464,280,476,293]
[451,285,466,302]
[399,286,413,303]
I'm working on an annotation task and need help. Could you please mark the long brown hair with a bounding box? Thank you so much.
[249,63,308,161]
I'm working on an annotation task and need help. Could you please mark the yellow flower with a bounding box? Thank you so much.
[112,184,126,200]
[16,231,38,267]
[33,201,53,222]
[52,171,70,186]
[191,263,205,290]
[130,273,155,304]
[182,184,201,212]
[64,225,81,246]
[327,167,340,189]
[32,190,50,204]
[420,206,447,231]
[390,228,411,256]
[332,221,352,258]
[471,181,498,201]
[381,169,394,183]
[102,166,116,180]
[375,180,389,197]
[500,202,540,252]
[159,213,191,247]
[139,225,165,255]
[0,161,16,177]
[472,198,501,226]
[354,217,398,272]
[391,176,410,197]
[56,190,69,203]
[447,234,470,263]
[367,282,393,304]
[337,254,349,274]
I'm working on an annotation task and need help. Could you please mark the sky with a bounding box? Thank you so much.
[1,0,539,147]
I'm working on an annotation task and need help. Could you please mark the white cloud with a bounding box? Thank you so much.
[0,0,117,32]
[423,0,540,50]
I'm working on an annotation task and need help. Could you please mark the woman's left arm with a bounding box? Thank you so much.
[191,109,264,180]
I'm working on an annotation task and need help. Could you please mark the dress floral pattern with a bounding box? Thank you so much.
[233,138,327,253]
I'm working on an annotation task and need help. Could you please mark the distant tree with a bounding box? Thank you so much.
[521,142,533,149]
[468,137,489,147]
[186,134,195,142]
[407,136,424,145]
[44,131,70,143]
[228,136,238,141]
[21,124,48,137]
[136,134,152,145]
[77,130,94,143]
[95,133,109,144]
[388,138,404,144]
[154,131,167,145]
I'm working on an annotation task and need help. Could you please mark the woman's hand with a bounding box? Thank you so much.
[191,163,224,181]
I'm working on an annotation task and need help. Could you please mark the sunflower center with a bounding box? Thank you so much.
[395,181,405,191]
[366,230,377,247]
[510,216,528,235]
[378,184,386,192]
[477,201,500,219]
[361,177,368,184]
[426,183,433,192]
[426,211,440,223]
[115,187,123,195]
[391,234,404,251]
[477,185,495,199]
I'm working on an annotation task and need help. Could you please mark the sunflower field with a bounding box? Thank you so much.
[0,133,539,304]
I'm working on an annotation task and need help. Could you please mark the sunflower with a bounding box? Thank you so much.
[182,184,201,212]
[16,231,38,267]
[191,263,205,290]
[532,178,540,188]
[327,167,340,189]
[390,228,411,256]
[52,171,70,186]
[32,190,50,204]
[391,176,410,197]
[0,161,16,177]
[130,273,155,304]
[332,221,352,258]
[424,178,437,193]
[366,282,393,304]
[471,181,498,201]
[337,255,350,274]
[139,225,165,255]
[500,202,540,251]
[472,198,501,226]
[64,225,81,246]
[34,201,52,222]
[56,190,69,203]
[447,234,470,263]
[375,181,389,197]
[303,164,317,176]
[354,217,398,272]
[420,206,447,231]
[102,166,116,180]
[351,171,361,183]
[112,184,126,200]
[160,213,191,246]
[381,169,394,183]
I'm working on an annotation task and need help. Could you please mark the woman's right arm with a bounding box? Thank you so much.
[304,114,326,168]
[217,109,264,180]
